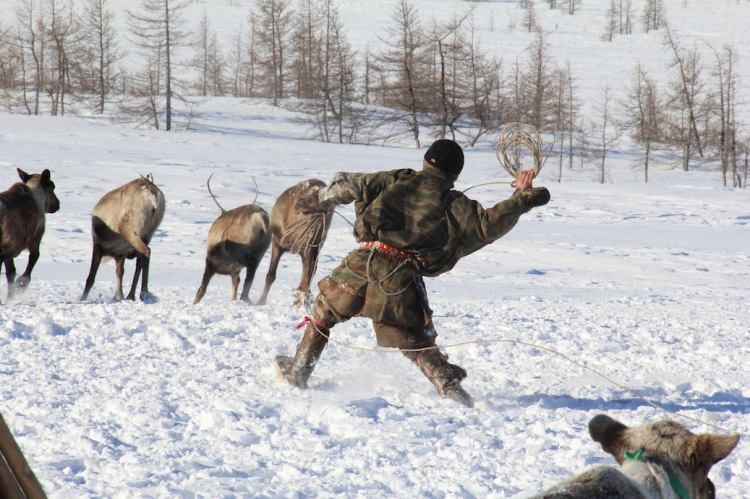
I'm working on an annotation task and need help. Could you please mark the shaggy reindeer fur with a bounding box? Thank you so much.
[81,176,165,301]
[0,168,60,302]
[257,179,333,307]
[535,414,740,498]
[193,175,271,304]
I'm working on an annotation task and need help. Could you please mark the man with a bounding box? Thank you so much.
[274,139,550,407]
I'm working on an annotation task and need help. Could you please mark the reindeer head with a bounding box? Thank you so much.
[589,414,740,499]
[18,168,60,214]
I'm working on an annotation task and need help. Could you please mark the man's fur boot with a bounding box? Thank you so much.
[415,350,474,408]
[275,324,328,389]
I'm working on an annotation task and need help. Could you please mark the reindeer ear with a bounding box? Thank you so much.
[17,168,31,183]
[41,169,51,183]
[693,434,740,467]
[589,414,628,461]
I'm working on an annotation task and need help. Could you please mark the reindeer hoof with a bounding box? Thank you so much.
[292,291,312,310]
[14,276,30,290]
[140,291,158,303]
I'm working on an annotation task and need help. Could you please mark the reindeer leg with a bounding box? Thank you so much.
[139,252,152,302]
[82,244,103,301]
[240,257,260,303]
[295,247,319,308]
[4,258,16,302]
[193,262,215,304]
[15,240,40,291]
[126,255,143,301]
[257,243,285,305]
[113,257,125,301]
[120,232,154,302]
[230,272,240,301]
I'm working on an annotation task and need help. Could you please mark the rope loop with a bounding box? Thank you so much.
[495,122,548,186]
[343,247,414,296]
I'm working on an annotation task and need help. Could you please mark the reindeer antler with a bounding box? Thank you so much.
[206,173,226,213]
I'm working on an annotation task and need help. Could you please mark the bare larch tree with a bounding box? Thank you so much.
[254,0,293,105]
[376,0,431,147]
[128,0,190,130]
[663,26,704,171]
[84,0,122,114]
[621,63,661,183]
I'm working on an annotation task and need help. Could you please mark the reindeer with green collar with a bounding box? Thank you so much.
[535,414,740,499]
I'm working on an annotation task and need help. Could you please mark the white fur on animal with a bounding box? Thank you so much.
[0,168,60,303]
[535,414,740,499]
[81,176,165,301]
[257,179,333,307]
[193,175,271,304]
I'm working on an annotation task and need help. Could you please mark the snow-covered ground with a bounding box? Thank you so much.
[1,0,750,496]
[0,99,748,497]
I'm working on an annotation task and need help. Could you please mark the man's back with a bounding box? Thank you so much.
[351,167,454,255]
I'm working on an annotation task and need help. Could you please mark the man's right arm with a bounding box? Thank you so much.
[450,169,549,259]
[318,172,372,207]
[449,192,528,260]
[297,170,404,213]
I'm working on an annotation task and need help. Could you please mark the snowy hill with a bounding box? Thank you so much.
[0,0,749,497]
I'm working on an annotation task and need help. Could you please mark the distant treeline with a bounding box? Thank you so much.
[0,0,746,187]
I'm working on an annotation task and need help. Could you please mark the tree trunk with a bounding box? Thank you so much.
[165,0,172,131]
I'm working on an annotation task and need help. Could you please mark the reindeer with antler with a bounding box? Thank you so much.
[193,174,271,304]
[256,179,334,308]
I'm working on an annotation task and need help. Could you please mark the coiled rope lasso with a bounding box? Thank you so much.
[464,122,551,194]
[496,122,548,182]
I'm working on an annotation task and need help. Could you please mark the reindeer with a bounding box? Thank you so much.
[81,176,165,302]
[257,179,334,307]
[0,168,60,302]
[193,175,271,304]
[534,414,740,498]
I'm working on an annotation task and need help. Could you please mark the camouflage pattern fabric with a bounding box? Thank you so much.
[321,166,530,277]
[326,248,432,330]
[318,165,531,334]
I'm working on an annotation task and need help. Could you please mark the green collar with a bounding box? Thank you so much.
[624,449,690,499]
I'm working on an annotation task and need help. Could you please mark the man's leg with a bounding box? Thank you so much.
[275,278,363,388]
[375,321,474,408]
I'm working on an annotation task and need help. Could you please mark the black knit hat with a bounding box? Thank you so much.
[424,139,464,176]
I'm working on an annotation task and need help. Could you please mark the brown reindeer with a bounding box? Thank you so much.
[193,175,271,304]
[0,168,60,303]
[81,176,165,302]
[534,414,740,498]
[257,179,333,307]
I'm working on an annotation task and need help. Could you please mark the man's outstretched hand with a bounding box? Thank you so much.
[514,169,550,209]
[515,170,534,190]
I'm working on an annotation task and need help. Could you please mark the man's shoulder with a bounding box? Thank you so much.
[444,190,484,216]
[388,167,417,178]
[446,189,471,204]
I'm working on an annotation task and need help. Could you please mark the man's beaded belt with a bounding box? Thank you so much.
[359,241,411,261]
